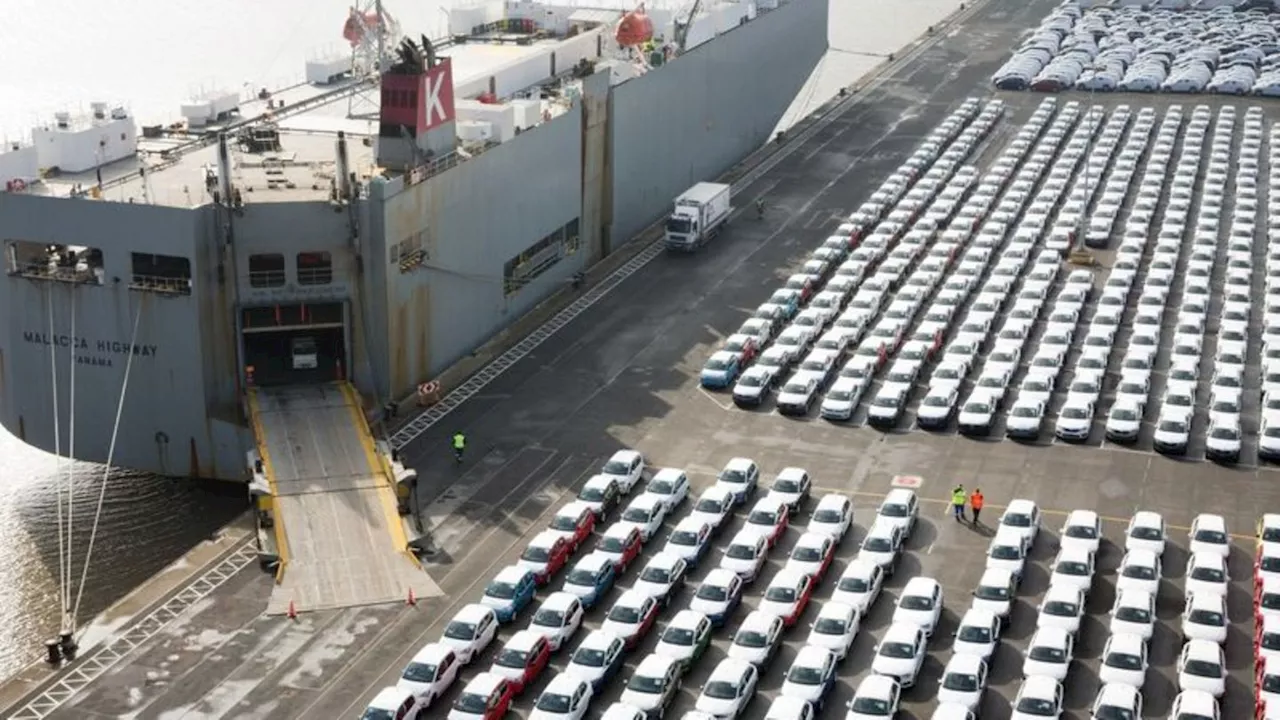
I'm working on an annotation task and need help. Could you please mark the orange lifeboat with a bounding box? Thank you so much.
[615,6,654,47]
[343,8,382,46]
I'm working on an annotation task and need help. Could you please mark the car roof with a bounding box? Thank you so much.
[793,644,834,665]
[631,493,665,509]
[992,526,1026,544]
[751,496,787,513]
[814,493,849,510]
[1174,689,1218,714]
[557,501,592,518]
[709,657,754,682]
[945,653,985,673]
[507,629,545,652]
[674,516,710,533]
[960,607,997,625]
[1056,546,1092,562]
[1115,587,1153,605]
[777,466,808,480]
[669,609,708,628]
[1065,509,1098,525]
[1193,513,1227,531]
[857,673,899,698]
[542,591,580,611]
[728,529,766,547]
[883,622,922,642]
[725,457,757,472]
[704,568,738,585]
[583,474,615,490]
[495,565,531,584]
[530,529,565,548]
[578,629,622,651]
[1123,547,1159,565]
[978,566,1014,585]
[464,672,507,695]
[771,567,808,587]
[636,653,680,675]
[1106,632,1146,653]
[902,576,940,594]
[409,642,453,665]
[710,350,738,362]
[796,531,830,548]
[645,552,684,570]
[577,552,612,571]
[817,601,855,620]
[1184,639,1222,660]
[1021,674,1060,697]
[741,610,781,631]
[1044,584,1082,602]
[615,589,651,608]
[884,488,916,504]
[1131,510,1163,527]
[1190,551,1226,568]
[545,673,590,694]
[456,603,496,624]
[369,685,415,709]
[603,523,638,540]
[608,450,641,465]
[1031,625,1070,646]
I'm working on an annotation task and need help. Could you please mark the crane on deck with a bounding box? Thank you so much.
[672,0,704,54]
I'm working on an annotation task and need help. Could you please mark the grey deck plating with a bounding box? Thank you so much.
[252,384,438,615]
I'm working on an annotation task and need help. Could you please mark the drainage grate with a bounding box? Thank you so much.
[7,539,259,720]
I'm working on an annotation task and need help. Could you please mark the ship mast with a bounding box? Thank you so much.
[346,0,401,119]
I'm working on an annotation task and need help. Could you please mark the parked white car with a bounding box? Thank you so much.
[806,602,860,660]
[1098,633,1148,690]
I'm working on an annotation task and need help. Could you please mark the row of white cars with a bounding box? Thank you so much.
[1253,118,1280,461]
[709,97,1005,410]
[986,507,1238,720]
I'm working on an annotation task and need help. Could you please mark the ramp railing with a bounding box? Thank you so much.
[246,388,289,582]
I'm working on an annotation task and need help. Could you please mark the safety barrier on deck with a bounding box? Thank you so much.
[247,383,440,614]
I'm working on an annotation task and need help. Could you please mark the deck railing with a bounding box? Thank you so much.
[129,274,193,295]
[7,262,104,285]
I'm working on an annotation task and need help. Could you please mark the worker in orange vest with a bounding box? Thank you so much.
[969,488,985,525]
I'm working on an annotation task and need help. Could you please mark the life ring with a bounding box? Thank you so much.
[417,381,441,406]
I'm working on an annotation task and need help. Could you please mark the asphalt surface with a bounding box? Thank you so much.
[25,0,1277,716]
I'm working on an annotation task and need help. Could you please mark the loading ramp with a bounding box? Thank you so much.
[247,382,440,615]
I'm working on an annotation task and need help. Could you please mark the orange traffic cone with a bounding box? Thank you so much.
[287,600,297,620]
[407,587,417,606]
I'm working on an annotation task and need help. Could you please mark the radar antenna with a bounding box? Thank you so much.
[345,0,402,119]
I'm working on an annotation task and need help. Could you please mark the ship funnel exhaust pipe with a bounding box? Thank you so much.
[216,133,234,204]
[335,131,351,200]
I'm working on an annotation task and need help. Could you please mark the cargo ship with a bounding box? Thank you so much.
[0,0,829,483]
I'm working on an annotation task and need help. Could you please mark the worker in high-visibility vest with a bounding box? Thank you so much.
[452,432,466,464]
[951,485,967,522]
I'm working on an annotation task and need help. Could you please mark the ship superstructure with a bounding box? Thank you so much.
[0,0,829,485]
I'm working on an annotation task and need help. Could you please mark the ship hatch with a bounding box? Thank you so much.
[240,302,347,386]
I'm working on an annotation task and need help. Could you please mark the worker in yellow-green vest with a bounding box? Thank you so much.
[951,485,967,521]
[452,431,466,464]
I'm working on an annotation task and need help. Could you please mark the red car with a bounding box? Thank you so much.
[744,497,789,549]
[602,590,661,648]
[789,532,835,583]
[489,630,551,694]
[723,334,759,365]
[519,530,573,585]
[452,672,516,719]
[784,274,815,303]
[548,501,596,552]
[598,523,643,572]
[761,569,814,627]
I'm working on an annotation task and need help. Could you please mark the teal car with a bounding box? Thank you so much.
[701,351,742,389]
[481,565,538,622]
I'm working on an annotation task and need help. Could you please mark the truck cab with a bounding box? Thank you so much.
[290,336,319,370]
[665,182,732,251]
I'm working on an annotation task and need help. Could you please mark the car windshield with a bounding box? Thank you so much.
[1029,645,1066,663]
[1195,529,1228,544]
[1130,525,1162,540]
[455,693,491,714]
[401,661,437,683]
[1184,659,1222,677]
[765,585,797,602]
[880,502,909,518]
[1065,523,1097,539]
[936,367,960,380]
[863,536,892,552]
[814,616,848,635]
[738,374,765,388]
[640,565,672,584]
[728,542,762,561]
[943,672,980,692]
[1190,609,1224,625]
[748,510,778,526]
[663,625,695,646]
[1003,513,1032,528]
[850,697,891,715]
[628,674,666,694]
[783,381,810,394]
[1112,408,1139,422]
[608,604,644,624]
[444,621,476,641]
[1057,561,1089,576]
[1158,419,1187,432]
[603,459,632,475]
[975,584,1008,601]
[362,709,395,720]
[1094,705,1136,720]
[533,608,565,626]
[670,530,700,546]
[522,545,550,563]
[578,486,608,502]
[787,664,826,685]
[880,641,916,659]
[872,395,898,408]
[1191,566,1225,583]
[622,507,651,523]
[551,515,580,532]
[793,546,823,562]
[1210,427,1239,440]
[735,629,771,648]
[648,479,676,494]
[1012,406,1039,418]
[1116,605,1150,623]
[1015,697,1057,716]
[535,692,573,713]
[1044,600,1078,616]
[495,648,528,668]
[965,401,992,414]
[813,508,844,524]
[573,646,609,667]
[705,357,730,371]
[774,478,802,493]
[839,574,869,593]
[990,545,1022,560]
[567,568,599,585]
[1062,406,1089,420]
[695,497,727,515]
[828,388,855,401]
[486,581,517,599]
[704,681,741,700]
[900,594,934,611]
[1122,560,1155,579]
[959,623,991,643]
[697,583,729,602]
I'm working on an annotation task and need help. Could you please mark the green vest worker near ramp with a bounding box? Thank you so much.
[452,432,466,463]
[951,486,967,521]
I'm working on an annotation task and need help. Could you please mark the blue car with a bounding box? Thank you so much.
[562,552,617,609]
[700,351,742,389]
[567,630,626,691]
[480,565,537,622]
[767,289,801,319]
[688,568,744,626]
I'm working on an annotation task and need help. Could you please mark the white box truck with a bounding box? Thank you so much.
[665,182,732,251]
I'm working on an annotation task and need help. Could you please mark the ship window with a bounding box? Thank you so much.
[502,218,579,295]
[296,251,333,285]
[565,218,581,255]
[248,253,286,287]
[6,240,105,285]
[130,252,192,295]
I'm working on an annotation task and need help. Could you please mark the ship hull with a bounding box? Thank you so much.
[0,0,828,481]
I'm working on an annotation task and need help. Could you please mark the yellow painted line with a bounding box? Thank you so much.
[341,382,423,570]
[814,486,1256,541]
[247,388,289,583]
